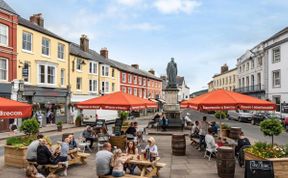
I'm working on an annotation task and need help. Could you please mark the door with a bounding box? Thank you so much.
[0,119,9,132]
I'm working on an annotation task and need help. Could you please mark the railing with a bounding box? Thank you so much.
[234,84,265,93]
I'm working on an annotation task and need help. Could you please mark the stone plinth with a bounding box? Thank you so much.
[163,88,179,105]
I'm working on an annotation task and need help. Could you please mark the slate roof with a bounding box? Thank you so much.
[263,26,288,43]
[70,43,106,63]
[0,0,17,15]
[176,76,184,86]
[18,17,69,43]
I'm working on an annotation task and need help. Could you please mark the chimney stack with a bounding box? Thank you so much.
[30,13,44,27]
[221,64,229,74]
[80,35,89,52]
[100,48,109,59]
[148,69,155,75]
[131,64,139,69]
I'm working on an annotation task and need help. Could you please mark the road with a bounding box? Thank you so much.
[182,109,288,145]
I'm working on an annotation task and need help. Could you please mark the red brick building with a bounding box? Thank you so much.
[107,59,162,99]
[0,0,18,132]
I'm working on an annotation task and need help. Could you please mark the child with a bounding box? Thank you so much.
[125,141,138,174]
[111,149,132,177]
[26,165,45,178]
[142,137,158,160]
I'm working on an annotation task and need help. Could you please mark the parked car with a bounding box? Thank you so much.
[227,110,253,122]
[251,112,284,125]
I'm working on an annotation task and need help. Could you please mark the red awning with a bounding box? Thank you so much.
[75,91,158,111]
[0,97,32,119]
[181,89,276,111]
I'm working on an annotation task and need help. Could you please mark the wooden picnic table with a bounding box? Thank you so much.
[125,154,166,178]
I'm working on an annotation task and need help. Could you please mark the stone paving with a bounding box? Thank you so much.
[0,134,244,178]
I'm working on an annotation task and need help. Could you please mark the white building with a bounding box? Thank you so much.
[176,76,190,101]
[263,27,288,112]
[235,43,266,99]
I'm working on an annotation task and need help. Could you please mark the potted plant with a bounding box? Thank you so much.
[56,121,63,132]
[5,118,39,168]
[220,123,231,137]
[245,118,287,178]
[75,115,82,127]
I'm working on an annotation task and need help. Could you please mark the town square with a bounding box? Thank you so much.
[0,0,288,178]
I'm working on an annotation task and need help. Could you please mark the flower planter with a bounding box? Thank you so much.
[57,125,63,132]
[245,151,288,178]
[4,145,28,168]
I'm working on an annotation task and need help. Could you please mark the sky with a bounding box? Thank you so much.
[6,0,288,92]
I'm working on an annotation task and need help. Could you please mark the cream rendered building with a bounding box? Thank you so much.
[212,64,237,91]
[17,14,70,123]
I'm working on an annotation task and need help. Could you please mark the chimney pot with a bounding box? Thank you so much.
[148,69,155,75]
[80,35,89,52]
[221,64,229,74]
[30,13,44,27]
[100,48,109,59]
[131,64,139,69]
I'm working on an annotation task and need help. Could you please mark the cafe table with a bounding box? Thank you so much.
[125,154,161,178]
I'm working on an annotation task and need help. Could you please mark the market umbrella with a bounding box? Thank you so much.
[180,89,276,136]
[0,97,32,119]
[75,91,158,111]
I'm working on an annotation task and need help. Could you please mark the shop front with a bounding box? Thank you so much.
[23,85,69,125]
[0,83,12,132]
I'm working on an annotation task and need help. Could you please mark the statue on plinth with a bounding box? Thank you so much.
[166,58,178,88]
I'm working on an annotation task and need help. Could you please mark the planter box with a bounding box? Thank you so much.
[245,151,288,178]
[4,145,28,168]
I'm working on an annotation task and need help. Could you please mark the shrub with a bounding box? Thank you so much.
[215,111,227,119]
[260,118,284,145]
[56,121,63,126]
[119,111,129,120]
[221,123,231,130]
[20,118,39,135]
[6,135,36,147]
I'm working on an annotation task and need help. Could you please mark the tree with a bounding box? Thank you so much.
[260,118,284,145]
[20,117,39,135]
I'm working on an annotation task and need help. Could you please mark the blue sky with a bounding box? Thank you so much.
[6,0,288,92]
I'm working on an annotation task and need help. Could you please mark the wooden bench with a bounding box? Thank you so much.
[155,162,167,176]
[68,152,90,165]
[99,174,146,178]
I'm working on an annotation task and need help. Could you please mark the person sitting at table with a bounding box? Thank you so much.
[26,134,44,162]
[68,134,78,150]
[142,137,158,160]
[82,126,95,148]
[160,113,168,131]
[125,122,137,139]
[146,113,161,128]
[210,121,218,135]
[111,149,132,177]
[205,128,218,154]
[96,142,113,176]
[54,137,70,176]
[125,141,138,174]
[37,139,55,165]
[26,164,45,178]
[190,121,200,139]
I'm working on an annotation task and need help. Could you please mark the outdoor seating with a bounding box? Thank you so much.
[109,135,127,150]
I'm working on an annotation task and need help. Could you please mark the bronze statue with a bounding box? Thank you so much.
[166,58,177,88]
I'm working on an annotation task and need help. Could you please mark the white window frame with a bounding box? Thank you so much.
[272,70,281,88]
[37,62,57,86]
[143,78,146,86]
[76,77,82,91]
[57,43,65,60]
[112,83,115,92]
[122,73,126,83]
[22,62,30,83]
[101,65,109,77]
[128,74,132,84]
[133,76,137,85]
[0,58,8,81]
[89,79,97,93]
[60,69,65,86]
[139,77,142,85]
[22,31,32,52]
[0,24,8,46]
[76,58,82,71]
[42,37,50,56]
[89,61,97,74]
[251,59,254,69]
[272,47,280,63]
[128,87,132,95]
[105,81,109,93]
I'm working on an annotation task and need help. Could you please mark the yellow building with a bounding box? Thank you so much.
[17,14,70,122]
[211,64,237,91]
[69,35,120,103]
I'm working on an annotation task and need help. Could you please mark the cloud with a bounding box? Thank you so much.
[119,22,163,31]
[154,0,201,14]
[117,0,142,6]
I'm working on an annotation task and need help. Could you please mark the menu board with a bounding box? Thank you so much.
[114,118,123,136]
[245,160,274,178]
[95,119,105,128]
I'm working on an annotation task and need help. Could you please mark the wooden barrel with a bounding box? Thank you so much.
[229,127,241,139]
[171,134,186,156]
[217,146,235,178]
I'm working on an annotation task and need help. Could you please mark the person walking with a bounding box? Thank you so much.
[36,110,43,128]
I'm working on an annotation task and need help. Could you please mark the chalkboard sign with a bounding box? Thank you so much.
[95,119,105,128]
[245,160,274,178]
[114,118,123,136]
